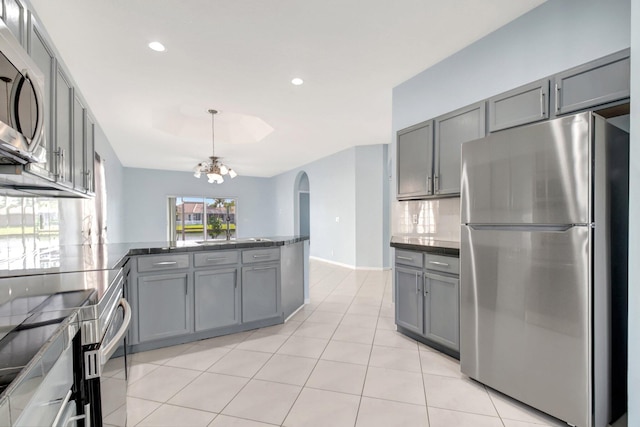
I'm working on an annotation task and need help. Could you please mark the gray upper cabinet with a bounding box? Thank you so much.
[55,66,73,186]
[194,268,240,331]
[434,102,485,196]
[72,93,86,191]
[489,79,549,132]
[242,264,280,323]
[2,0,25,45]
[554,49,630,115]
[424,271,459,351]
[395,265,423,335]
[137,273,191,343]
[85,114,95,193]
[27,15,55,179]
[397,120,433,199]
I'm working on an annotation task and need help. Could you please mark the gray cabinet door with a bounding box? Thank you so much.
[395,266,423,334]
[55,66,73,186]
[137,273,190,342]
[3,0,25,45]
[489,79,549,132]
[424,272,459,351]
[242,264,280,323]
[194,268,240,331]
[397,120,433,199]
[72,94,86,191]
[84,114,95,193]
[434,102,485,196]
[554,49,630,115]
[27,17,55,178]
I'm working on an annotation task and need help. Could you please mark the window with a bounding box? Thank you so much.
[169,197,237,242]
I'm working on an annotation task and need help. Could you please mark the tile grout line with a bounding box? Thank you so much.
[277,269,363,426]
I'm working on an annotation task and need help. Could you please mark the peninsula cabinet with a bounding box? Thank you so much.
[137,272,192,343]
[434,101,485,196]
[397,120,434,199]
[194,268,240,331]
[554,49,630,115]
[242,263,280,323]
[489,79,550,132]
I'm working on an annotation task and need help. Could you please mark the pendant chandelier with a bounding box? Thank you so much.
[193,109,237,183]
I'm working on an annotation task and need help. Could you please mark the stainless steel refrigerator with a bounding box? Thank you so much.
[460,112,628,427]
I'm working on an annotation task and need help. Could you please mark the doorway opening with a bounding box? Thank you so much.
[294,172,310,237]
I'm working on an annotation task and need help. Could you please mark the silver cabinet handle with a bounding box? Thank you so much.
[253,254,271,258]
[428,261,449,267]
[540,91,546,117]
[555,83,560,114]
[397,256,413,261]
[424,276,429,296]
[427,176,432,194]
[415,272,419,294]
[153,261,177,266]
[252,266,273,271]
[51,390,73,427]
[434,175,439,193]
[206,257,227,262]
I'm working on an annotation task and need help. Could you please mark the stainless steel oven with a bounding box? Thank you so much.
[78,268,131,427]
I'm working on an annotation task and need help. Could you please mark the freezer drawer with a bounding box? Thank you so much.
[461,112,591,225]
[460,225,591,427]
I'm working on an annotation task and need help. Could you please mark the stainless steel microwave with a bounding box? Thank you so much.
[0,20,44,164]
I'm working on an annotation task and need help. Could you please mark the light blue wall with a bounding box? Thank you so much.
[122,168,277,242]
[272,147,357,267]
[355,145,387,268]
[628,0,639,424]
[271,145,389,269]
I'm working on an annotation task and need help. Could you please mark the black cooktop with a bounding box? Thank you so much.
[0,289,93,394]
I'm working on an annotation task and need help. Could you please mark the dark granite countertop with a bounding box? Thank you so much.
[0,236,309,278]
[390,236,459,257]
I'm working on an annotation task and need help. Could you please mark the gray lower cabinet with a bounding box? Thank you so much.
[423,271,459,351]
[194,267,240,331]
[397,120,433,199]
[395,249,460,354]
[554,49,630,115]
[395,266,423,334]
[434,101,485,196]
[137,273,191,342]
[242,263,280,323]
[489,79,549,132]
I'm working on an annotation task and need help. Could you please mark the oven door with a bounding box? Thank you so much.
[84,298,131,427]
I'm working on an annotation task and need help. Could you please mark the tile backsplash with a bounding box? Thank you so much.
[392,197,460,242]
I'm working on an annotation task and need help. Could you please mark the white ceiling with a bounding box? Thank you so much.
[29,0,545,177]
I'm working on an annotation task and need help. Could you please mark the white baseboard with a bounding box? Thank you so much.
[309,256,391,271]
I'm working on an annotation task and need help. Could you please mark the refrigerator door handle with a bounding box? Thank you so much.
[466,224,581,232]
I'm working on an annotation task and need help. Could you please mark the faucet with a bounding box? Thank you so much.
[225,206,232,240]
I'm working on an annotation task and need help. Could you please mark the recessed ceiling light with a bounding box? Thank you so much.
[291,78,304,86]
[148,41,166,52]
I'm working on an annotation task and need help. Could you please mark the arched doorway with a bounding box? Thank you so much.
[294,171,310,236]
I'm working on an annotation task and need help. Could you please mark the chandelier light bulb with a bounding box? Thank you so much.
[228,169,237,178]
[220,164,229,175]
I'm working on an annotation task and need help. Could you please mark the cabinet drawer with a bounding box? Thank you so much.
[242,248,280,264]
[424,253,459,274]
[137,254,190,272]
[194,250,239,267]
[395,249,423,268]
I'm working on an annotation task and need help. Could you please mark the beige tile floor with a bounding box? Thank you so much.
[104,259,572,427]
